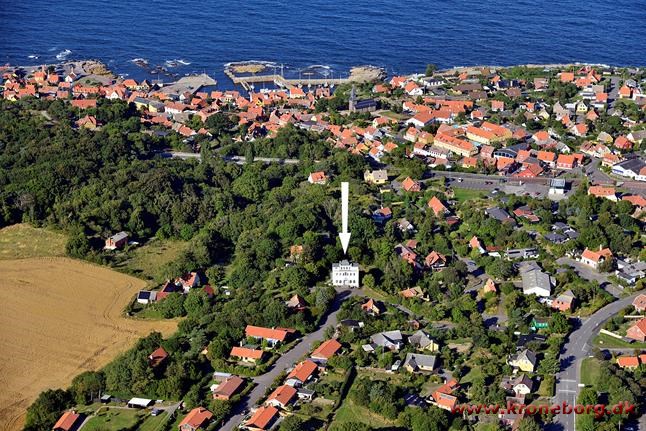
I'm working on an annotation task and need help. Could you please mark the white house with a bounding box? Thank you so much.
[331,260,359,288]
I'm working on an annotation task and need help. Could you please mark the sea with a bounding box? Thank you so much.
[1,0,646,89]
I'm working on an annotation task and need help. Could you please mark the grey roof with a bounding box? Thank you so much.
[486,207,513,222]
[367,169,388,180]
[370,330,404,348]
[110,231,128,242]
[522,269,553,294]
[543,232,567,243]
[403,353,437,370]
[409,330,434,349]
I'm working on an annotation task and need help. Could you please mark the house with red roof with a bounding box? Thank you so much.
[245,325,292,346]
[175,272,201,292]
[431,379,459,411]
[311,339,342,362]
[469,236,485,254]
[580,247,613,270]
[588,185,617,201]
[286,360,318,387]
[616,356,640,370]
[148,347,168,367]
[627,318,646,342]
[614,136,633,151]
[425,251,447,270]
[401,177,421,192]
[179,407,213,431]
[245,406,279,431]
[556,154,577,170]
[230,346,265,363]
[308,171,328,185]
[265,385,297,409]
[53,411,83,431]
[427,196,449,217]
[632,294,646,312]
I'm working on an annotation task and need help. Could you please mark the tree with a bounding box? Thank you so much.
[425,64,438,77]
[24,389,73,431]
[69,371,105,405]
[550,313,571,334]
[278,415,306,431]
[517,417,541,431]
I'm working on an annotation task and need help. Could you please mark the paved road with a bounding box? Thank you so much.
[218,288,351,431]
[553,289,644,431]
[161,151,300,165]
[556,257,623,298]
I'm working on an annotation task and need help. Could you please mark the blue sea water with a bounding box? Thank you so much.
[1,0,645,88]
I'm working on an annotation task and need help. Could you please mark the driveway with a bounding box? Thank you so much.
[556,257,623,298]
[218,288,351,431]
[552,289,643,431]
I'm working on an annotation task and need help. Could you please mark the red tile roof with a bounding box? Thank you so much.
[245,325,290,342]
[311,339,342,360]
[179,407,213,430]
[53,411,80,431]
[287,359,318,383]
[230,346,264,360]
[267,384,297,407]
[245,406,279,430]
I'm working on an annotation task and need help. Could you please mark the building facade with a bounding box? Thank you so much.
[331,260,360,287]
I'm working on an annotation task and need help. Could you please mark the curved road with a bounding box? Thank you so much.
[553,289,644,431]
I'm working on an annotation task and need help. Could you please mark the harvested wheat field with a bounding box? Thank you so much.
[0,257,177,431]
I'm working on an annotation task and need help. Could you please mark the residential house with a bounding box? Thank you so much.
[286,360,318,387]
[308,171,328,185]
[311,339,342,362]
[469,236,485,254]
[482,278,497,294]
[175,272,201,292]
[403,353,437,373]
[408,330,439,352]
[508,349,537,372]
[424,251,447,270]
[104,231,128,250]
[230,347,265,364]
[552,290,575,312]
[556,154,577,170]
[245,326,292,347]
[400,286,426,299]
[627,318,646,342]
[427,196,449,217]
[372,207,393,223]
[53,411,83,431]
[616,356,640,370]
[401,176,422,192]
[501,374,533,396]
[632,294,646,313]
[530,317,549,331]
[364,169,388,184]
[285,294,307,312]
[580,247,613,270]
[148,347,168,367]
[588,185,617,201]
[361,298,386,315]
[179,407,213,431]
[431,380,459,411]
[265,385,297,409]
[211,376,244,401]
[244,406,279,431]
[370,330,404,351]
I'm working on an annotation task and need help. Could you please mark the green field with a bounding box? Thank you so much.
[117,239,188,283]
[580,357,602,386]
[452,188,486,202]
[0,224,67,260]
[593,333,646,349]
[82,408,144,431]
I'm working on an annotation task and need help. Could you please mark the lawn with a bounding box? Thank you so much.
[83,407,145,431]
[452,188,486,202]
[116,239,188,283]
[0,223,67,260]
[593,333,646,349]
[580,358,602,386]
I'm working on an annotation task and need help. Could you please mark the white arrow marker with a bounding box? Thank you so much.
[339,182,351,254]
